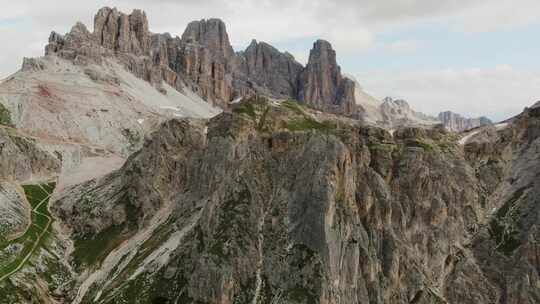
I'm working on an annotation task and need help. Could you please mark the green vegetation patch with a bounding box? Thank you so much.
[285,244,322,304]
[110,218,174,284]
[488,186,529,256]
[281,100,306,115]
[0,182,55,278]
[0,103,13,126]
[286,286,318,304]
[122,128,142,147]
[405,139,435,152]
[207,188,253,262]
[232,102,257,118]
[72,194,138,270]
[72,224,125,269]
[22,184,49,209]
[280,100,337,133]
[285,117,336,132]
[368,143,396,152]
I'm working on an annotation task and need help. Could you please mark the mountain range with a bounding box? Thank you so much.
[0,7,537,304]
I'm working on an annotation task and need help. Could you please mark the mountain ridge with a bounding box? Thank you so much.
[1,6,537,304]
[42,6,487,131]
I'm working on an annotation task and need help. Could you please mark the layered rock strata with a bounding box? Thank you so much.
[45,7,359,115]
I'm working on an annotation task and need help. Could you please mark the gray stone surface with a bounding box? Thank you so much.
[48,99,540,303]
[438,111,492,132]
[45,7,361,116]
[298,40,357,117]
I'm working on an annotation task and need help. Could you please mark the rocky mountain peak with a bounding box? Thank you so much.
[382,97,410,108]
[438,110,492,132]
[298,40,357,116]
[311,39,333,53]
[306,39,337,70]
[239,39,304,97]
[93,6,150,55]
[181,18,234,59]
[43,7,362,116]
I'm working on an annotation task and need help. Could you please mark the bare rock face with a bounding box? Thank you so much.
[45,22,99,65]
[298,40,357,116]
[45,7,159,85]
[50,97,521,304]
[0,129,60,181]
[238,40,304,98]
[379,97,439,129]
[44,7,361,114]
[0,182,28,240]
[438,111,492,132]
[4,95,539,303]
[175,19,239,106]
[93,7,150,56]
[181,19,234,59]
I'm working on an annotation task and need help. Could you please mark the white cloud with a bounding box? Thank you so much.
[0,0,539,119]
[356,66,540,121]
[385,39,421,53]
[451,0,540,32]
[0,0,537,69]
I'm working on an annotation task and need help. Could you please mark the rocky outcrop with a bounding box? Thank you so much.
[462,104,540,303]
[378,97,439,129]
[43,7,360,114]
[0,181,28,240]
[181,19,234,59]
[364,97,492,132]
[93,7,150,56]
[0,128,60,182]
[438,111,492,132]
[176,19,237,106]
[46,97,540,304]
[298,40,357,116]
[45,22,99,65]
[238,40,304,98]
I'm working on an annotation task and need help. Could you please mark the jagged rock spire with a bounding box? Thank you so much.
[93,7,150,55]
[42,7,358,116]
[298,40,356,116]
[181,18,234,59]
[239,39,304,97]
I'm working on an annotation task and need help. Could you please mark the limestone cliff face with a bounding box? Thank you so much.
[238,40,304,98]
[378,97,439,129]
[47,98,540,304]
[44,7,359,114]
[177,19,237,106]
[298,40,357,116]
[181,19,235,59]
[93,7,151,56]
[438,111,492,132]
[462,105,540,304]
[0,128,60,182]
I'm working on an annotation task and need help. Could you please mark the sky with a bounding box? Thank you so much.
[1,0,539,121]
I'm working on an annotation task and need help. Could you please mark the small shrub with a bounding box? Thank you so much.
[232,102,257,118]
[0,103,13,126]
[281,100,305,115]
[406,139,435,152]
[286,117,336,132]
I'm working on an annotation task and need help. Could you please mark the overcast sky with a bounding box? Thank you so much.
[1,0,539,121]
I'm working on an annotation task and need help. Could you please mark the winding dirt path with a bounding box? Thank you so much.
[0,184,54,282]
